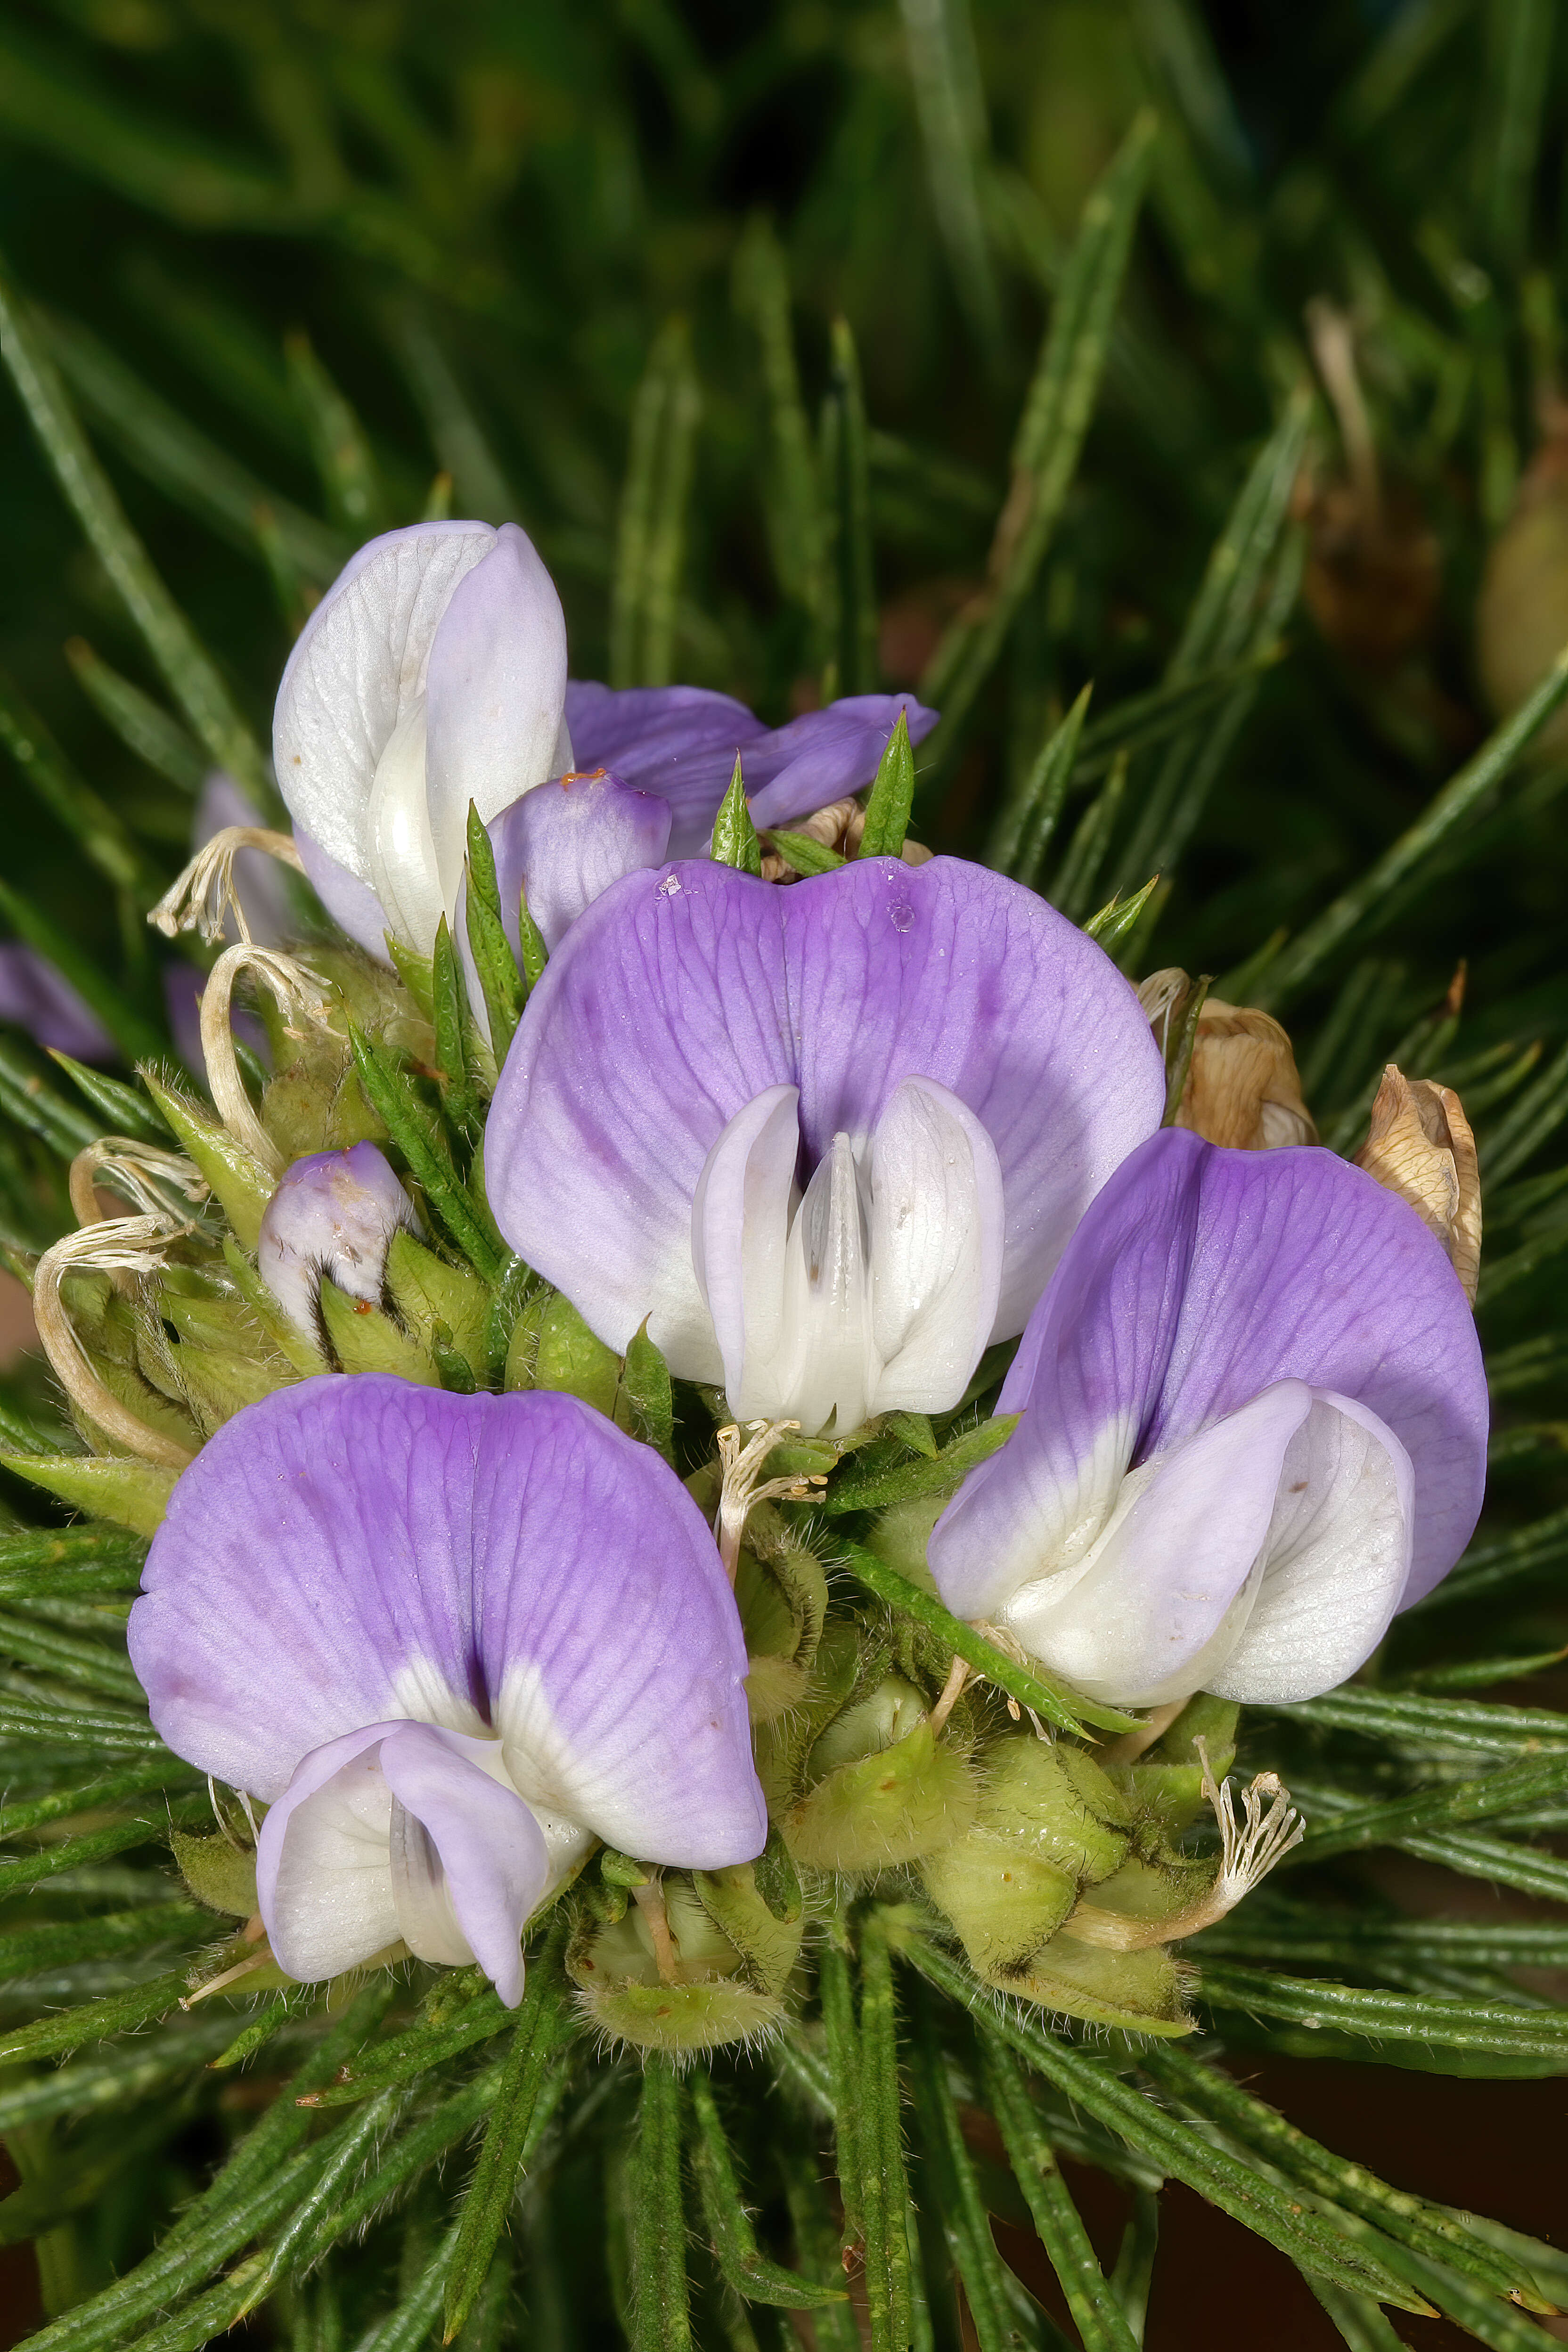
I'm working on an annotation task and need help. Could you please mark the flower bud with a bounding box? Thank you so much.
[1138,972,1315,1150]
[257,1143,418,1336]
[1354,1065,1480,1303]
[567,1874,791,2053]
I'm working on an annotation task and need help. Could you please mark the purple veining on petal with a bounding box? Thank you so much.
[485,855,1165,1415]
[0,944,115,1063]
[563,683,938,855]
[487,770,672,953]
[130,1377,765,1861]
[929,1128,1487,1680]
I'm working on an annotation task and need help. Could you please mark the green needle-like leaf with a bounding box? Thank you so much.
[857,1918,914,2352]
[285,329,388,539]
[1194,1964,1568,2065]
[632,2055,693,2352]
[989,686,1092,883]
[431,916,480,1137]
[443,1941,572,2340]
[64,639,207,794]
[348,1027,503,1280]
[858,712,915,860]
[981,2039,1139,2352]
[612,318,701,690]
[0,259,272,803]
[921,114,1155,751]
[834,1534,1138,1736]
[0,674,163,897]
[904,1934,1433,2312]
[688,2073,847,2311]
[464,805,524,1062]
[711,757,763,873]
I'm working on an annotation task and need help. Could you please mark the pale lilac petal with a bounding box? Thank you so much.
[562,685,939,854]
[380,1724,548,2005]
[487,770,672,953]
[196,773,294,947]
[275,522,498,882]
[931,1129,1486,1630]
[294,829,394,960]
[0,945,114,1062]
[423,525,570,909]
[129,1377,764,1870]
[486,857,1164,1381]
[1209,1390,1412,1703]
[999,1383,1313,1706]
[258,1144,417,1336]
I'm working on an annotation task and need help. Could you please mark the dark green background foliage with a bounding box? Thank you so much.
[9,6,1568,2350]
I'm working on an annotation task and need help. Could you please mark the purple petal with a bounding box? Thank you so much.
[487,770,672,953]
[930,1128,1486,1628]
[562,684,939,855]
[294,829,393,961]
[485,856,1165,1380]
[129,1376,764,1869]
[195,773,295,948]
[742,694,939,834]
[0,945,114,1063]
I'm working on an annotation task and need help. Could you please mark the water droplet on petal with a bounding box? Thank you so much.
[889,901,914,932]
[657,874,682,897]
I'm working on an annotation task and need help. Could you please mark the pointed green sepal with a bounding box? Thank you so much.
[465,802,525,1060]
[517,890,548,992]
[170,1830,258,1919]
[0,1450,177,1536]
[762,828,843,876]
[614,1316,675,1461]
[318,1278,439,1383]
[140,1068,273,1249]
[384,1229,491,1376]
[710,755,763,873]
[506,1285,621,1416]
[857,708,915,858]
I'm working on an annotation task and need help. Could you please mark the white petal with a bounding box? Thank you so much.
[1209,1389,1412,1704]
[1001,1382,1313,1707]
[364,703,446,951]
[867,1077,1004,1414]
[691,1084,800,1402]
[424,523,570,910]
[259,1727,401,1982]
[273,523,497,882]
[779,1132,879,1435]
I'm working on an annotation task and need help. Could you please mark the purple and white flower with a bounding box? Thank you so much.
[928,1128,1489,1708]
[128,1377,766,2003]
[272,518,937,962]
[485,856,1166,1436]
[276,522,571,958]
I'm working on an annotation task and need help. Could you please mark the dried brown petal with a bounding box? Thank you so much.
[1137,972,1316,1152]
[1354,1065,1480,1304]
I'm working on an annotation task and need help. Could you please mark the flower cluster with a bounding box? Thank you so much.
[26,519,1487,2044]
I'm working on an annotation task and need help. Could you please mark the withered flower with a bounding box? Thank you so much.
[1354,1065,1481,1304]
[1137,971,1316,1151]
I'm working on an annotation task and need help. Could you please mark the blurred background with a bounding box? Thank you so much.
[2,3,1568,2344]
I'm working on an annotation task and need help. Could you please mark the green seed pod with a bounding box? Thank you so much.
[785,1694,979,1874]
[175,1341,299,1434]
[753,1617,864,1814]
[568,1878,787,2053]
[0,1452,176,1537]
[261,1049,385,1164]
[865,1494,945,1591]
